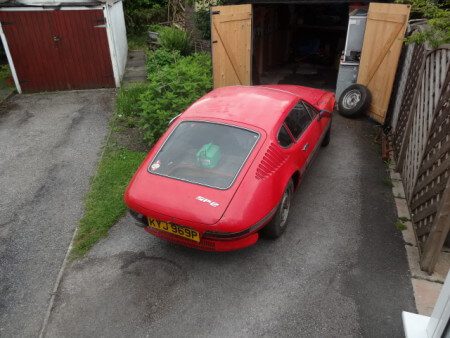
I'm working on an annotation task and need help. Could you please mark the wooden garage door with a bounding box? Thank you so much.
[211,5,252,88]
[357,3,411,124]
[0,9,114,92]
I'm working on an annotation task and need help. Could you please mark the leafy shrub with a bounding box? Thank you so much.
[139,53,212,143]
[146,48,181,78]
[148,23,165,33]
[116,83,149,126]
[397,0,450,48]
[158,26,192,55]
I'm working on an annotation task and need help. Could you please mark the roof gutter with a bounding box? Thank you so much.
[0,0,121,8]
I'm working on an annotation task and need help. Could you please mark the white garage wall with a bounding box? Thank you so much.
[104,1,127,86]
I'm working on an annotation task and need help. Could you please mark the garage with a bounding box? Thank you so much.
[252,2,350,90]
[211,1,411,124]
[0,0,127,93]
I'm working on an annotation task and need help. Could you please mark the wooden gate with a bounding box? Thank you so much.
[357,3,411,124]
[0,9,114,92]
[211,5,252,88]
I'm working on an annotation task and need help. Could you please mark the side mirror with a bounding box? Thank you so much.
[318,110,332,120]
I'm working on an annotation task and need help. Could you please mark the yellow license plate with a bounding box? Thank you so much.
[147,218,200,243]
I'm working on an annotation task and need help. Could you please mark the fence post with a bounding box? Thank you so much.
[421,178,450,273]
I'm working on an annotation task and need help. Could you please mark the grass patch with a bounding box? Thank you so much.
[128,33,148,50]
[395,219,407,231]
[116,83,148,126]
[70,145,146,259]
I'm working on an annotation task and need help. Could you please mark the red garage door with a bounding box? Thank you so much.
[0,9,115,92]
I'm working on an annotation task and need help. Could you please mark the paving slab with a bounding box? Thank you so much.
[402,221,416,246]
[389,169,402,181]
[395,197,412,220]
[122,50,147,85]
[412,279,442,316]
[393,180,406,199]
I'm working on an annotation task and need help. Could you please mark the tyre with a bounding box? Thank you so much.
[261,180,294,239]
[321,127,331,147]
[338,84,371,118]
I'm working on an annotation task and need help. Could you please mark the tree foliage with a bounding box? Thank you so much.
[397,0,450,48]
[139,52,212,144]
[124,0,167,34]
[116,52,212,145]
[158,26,193,55]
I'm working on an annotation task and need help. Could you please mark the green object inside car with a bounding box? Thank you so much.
[196,143,221,169]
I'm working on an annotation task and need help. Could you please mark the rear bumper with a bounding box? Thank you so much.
[145,226,259,252]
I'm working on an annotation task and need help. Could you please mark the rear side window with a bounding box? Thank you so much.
[285,102,312,139]
[278,125,293,148]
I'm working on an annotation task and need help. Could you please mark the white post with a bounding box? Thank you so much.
[0,19,21,93]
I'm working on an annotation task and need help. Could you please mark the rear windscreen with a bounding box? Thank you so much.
[148,121,260,189]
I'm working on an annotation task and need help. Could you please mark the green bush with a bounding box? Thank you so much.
[158,26,192,55]
[146,48,181,78]
[397,0,450,48]
[139,53,212,144]
[148,23,165,32]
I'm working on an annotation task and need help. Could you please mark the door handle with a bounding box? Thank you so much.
[53,36,61,43]
[302,143,309,151]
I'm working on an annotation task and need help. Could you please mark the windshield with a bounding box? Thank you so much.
[148,121,260,189]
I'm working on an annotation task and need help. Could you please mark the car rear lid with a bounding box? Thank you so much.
[126,173,241,225]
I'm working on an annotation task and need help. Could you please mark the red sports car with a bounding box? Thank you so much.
[124,85,334,251]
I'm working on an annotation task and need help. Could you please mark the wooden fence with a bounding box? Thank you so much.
[389,25,450,273]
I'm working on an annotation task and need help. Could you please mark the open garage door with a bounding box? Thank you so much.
[357,3,411,124]
[211,4,252,88]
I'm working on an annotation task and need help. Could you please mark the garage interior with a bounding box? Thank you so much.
[252,3,358,90]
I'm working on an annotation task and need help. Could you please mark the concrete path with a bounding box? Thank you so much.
[0,90,113,337]
[122,51,147,84]
[44,114,416,337]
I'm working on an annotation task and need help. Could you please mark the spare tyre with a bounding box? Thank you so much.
[338,84,371,118]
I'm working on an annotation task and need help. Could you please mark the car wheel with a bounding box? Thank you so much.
[338,84,371,118]
[262,180,294,239]
[321,127,331,147]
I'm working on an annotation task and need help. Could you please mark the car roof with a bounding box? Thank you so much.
[181,85,321,130]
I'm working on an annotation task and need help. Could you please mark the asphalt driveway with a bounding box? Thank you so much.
[0,90,113,337]
[43,114,416,337]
